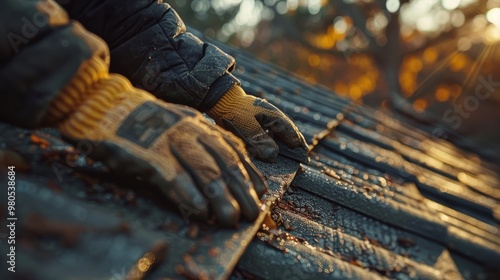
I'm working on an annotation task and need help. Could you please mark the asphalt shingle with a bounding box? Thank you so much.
[0,30,498,280]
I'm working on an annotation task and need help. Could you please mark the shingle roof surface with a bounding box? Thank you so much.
[210,35,500,280]
[0,31,498,280]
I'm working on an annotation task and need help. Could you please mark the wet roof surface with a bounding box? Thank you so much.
[1,32,499,280]
[215,34,500,279]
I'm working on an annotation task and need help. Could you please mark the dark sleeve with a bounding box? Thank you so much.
[58,0,240,111]
[0,0,92,128]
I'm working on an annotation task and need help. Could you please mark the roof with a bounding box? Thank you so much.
[217,35,500,280]
[1,31,499,280]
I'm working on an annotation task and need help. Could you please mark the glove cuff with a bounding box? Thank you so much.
[208,85,247,118]
[57,74,148,139]
[45,52,156,139]
[44,55,109,124]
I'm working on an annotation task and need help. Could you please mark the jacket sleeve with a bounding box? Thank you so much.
[0,0,93,128]
[58,0,240,111]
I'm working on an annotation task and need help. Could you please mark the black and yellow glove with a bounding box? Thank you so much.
[208,85,309,162]
[45,52,267,227]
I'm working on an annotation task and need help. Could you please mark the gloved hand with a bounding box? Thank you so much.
[208,85,309,162]
[45,55,267,227]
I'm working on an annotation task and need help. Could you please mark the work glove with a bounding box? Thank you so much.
[45,54,267,227]
[208,85,309,162]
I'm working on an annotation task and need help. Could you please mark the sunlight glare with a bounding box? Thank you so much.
[386,0,400,13]
[417,15,438,32]
[485,24,500,43]
[486,8,500,28]
[276,1,288,14]
[472,15,488,31]
[287,0,299,11]
[308,0,322,15]
[450,10,465,27]
[334,17,348,34]
[442,0,460,10]
[235,0,256,25]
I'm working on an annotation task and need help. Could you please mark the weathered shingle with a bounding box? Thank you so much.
[203,32,500,279]
[0,29,498,280]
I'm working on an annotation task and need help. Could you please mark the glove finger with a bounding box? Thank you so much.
[91,141,210,221]
[169,135,241,227]
[217,130,268,197]
[222,118,279,162]
[255,106,308,150]
[240,158,268,198]
[199,136,261,221]
[153,172,210,223]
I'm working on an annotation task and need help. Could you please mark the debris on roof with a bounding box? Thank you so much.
[0,123,299,280]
